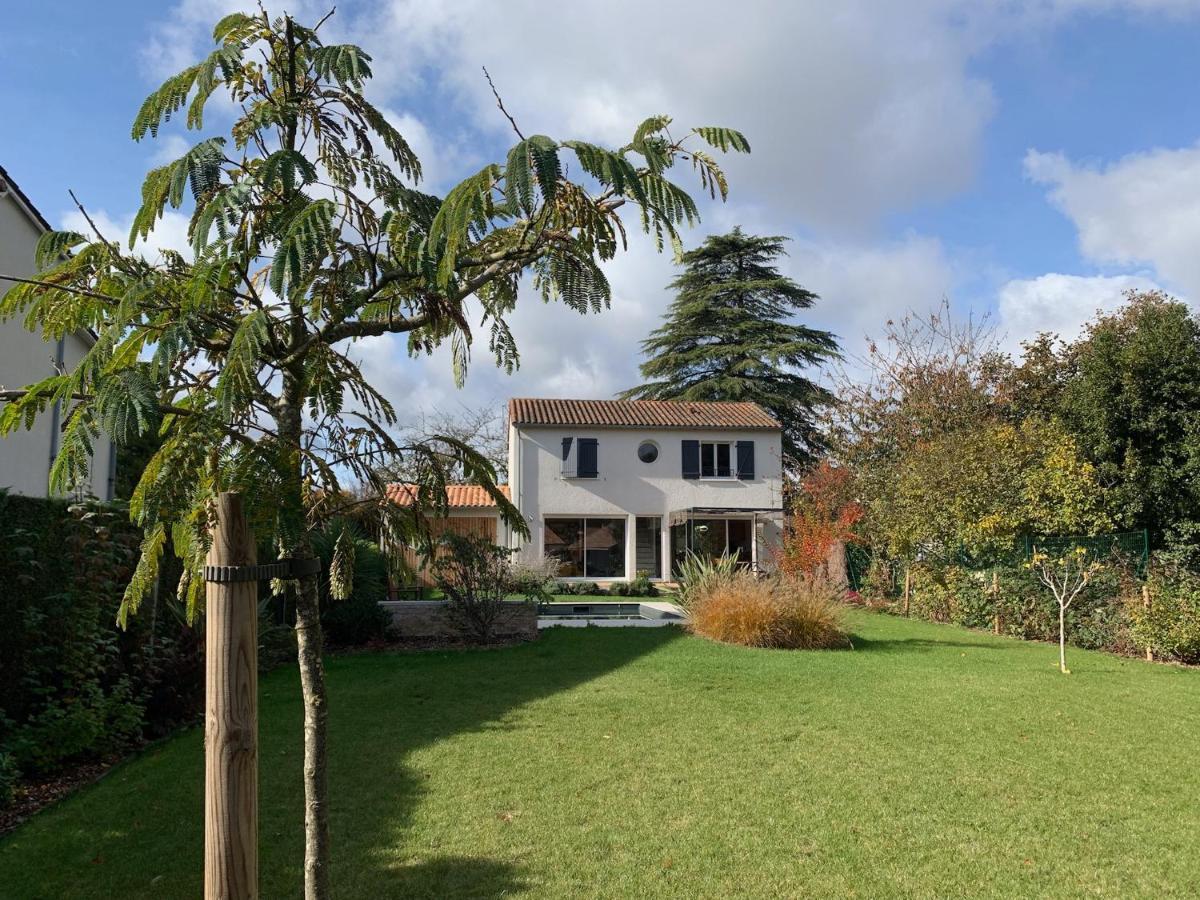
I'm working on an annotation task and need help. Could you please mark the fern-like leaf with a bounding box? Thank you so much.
[132,65,201,140]
[269,199,334,298]
[118,522,167,628]
[214,307,269,417]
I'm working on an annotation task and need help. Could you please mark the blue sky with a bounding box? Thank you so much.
[3,1,1200,414]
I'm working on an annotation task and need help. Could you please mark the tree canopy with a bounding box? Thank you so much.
[619,227,838,466]
[0,9,749,897]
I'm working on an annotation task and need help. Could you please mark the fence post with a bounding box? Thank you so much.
[992,570,1000,635]
[903,567,911,617]
[205,492,258,900]
[1142,583,1153,663]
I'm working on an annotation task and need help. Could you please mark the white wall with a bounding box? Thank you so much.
[510,424,784,579]
[0,188,115,500]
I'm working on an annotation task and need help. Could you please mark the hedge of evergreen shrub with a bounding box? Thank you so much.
[0,493,202,804]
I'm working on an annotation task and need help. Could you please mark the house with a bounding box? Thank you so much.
[393,397,785,583]
[385,483,511,587]
[0,163,116,500]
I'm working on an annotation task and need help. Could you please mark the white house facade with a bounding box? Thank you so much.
[506,398,785,581]
[0,163,116,500]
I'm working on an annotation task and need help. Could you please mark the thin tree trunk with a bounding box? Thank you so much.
[278,364,332,900]
[1059,602,1068,674]
[295,569,331,900]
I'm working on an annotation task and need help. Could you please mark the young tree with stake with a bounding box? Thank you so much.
[0,9,748,897]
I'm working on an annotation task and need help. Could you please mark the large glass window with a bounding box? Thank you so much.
[544,517,626,579]
[700,442,732,478]
[544,518,584,577]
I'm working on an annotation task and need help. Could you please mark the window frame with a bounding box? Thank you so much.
[543,515,627,579]
[699,440,734,479]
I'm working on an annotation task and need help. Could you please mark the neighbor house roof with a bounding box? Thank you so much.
[386,483,510,509]
[508,398,781,430]
[0,163,54,233]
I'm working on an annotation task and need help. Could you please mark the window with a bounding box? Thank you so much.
[544,517,626,578]
[635,516,662,579]
[561,437,599,478]
[637,441,659,463]
[700,441,732,478]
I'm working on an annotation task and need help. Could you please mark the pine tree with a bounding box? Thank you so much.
[620,228,838,466]
[0,10,747,897]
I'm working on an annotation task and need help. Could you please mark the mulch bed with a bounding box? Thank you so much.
[0,756,125,837]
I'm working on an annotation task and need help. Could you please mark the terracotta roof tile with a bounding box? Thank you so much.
[386,483,509,508]
[508,398,780,430]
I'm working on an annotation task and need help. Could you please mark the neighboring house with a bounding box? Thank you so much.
[393,398,785,584]
[0,164,116,500]
[387,483,511,587]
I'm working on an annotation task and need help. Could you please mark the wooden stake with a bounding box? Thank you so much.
[1143,584,1153,662]
[903,567,911,617]
[205,492,259,900]
[992,570,1001,635]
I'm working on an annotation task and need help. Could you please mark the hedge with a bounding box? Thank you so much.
[0,492,202,806]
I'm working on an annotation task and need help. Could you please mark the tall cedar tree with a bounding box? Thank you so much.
[0,10,748,897]
[619,228,838,466]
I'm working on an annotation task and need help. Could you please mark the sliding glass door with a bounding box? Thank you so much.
[544,517,626,579]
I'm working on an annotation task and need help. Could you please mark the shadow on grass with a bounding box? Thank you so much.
[374,854,529,899]
[324,626,683,896]
[849,634,1006,653]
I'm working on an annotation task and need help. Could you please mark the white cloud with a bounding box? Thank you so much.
[58,208,192,262]
[996,271,1165,354]
[1026,144,1200,298]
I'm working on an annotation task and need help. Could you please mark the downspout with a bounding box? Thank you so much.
[105,436,118,501]
[46,337,65,493]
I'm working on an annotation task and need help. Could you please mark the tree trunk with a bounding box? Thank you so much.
[278,368,332,900]
[295,569,331,900]
[1058,602,1069,674]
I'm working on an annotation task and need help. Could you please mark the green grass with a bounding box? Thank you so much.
[2,610,1198,898]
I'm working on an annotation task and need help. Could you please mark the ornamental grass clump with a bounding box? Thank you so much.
[688,572,849,650]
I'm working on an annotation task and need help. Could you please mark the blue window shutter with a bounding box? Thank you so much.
[578,438,599,478]
[682,440,700,479]
[561,437,575,477]
[736,441,755,480]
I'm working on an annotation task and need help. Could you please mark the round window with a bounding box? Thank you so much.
[637,441,659,463]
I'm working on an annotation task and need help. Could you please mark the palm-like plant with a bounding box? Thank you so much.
[0,9,747,895]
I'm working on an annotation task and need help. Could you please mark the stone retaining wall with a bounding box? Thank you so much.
[379,600,538,641]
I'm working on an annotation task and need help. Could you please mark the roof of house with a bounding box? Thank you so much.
[0,163,54,233]
[387,482,510,509]
[508,398,781,430]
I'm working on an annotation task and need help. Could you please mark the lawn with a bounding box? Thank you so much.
[2,611,1198,898]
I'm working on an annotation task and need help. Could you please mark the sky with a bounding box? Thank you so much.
[3,0,1200,423]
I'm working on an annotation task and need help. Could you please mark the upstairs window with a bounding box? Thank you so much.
[700,441,732,478]
[561,437,599,478]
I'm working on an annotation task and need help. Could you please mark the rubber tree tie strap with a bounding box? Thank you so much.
[203,557,322,583]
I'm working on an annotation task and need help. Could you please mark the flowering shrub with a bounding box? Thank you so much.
[776,461,862,578]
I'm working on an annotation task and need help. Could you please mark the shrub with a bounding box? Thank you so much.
[509,557,560,603]
[433,533,519,643]
[0,751,16,808]
[675,552,741,612]
[1129,567,1200,664]
[689,573,849,650]
[311,520,390,646]
[611,572,658,597]
[555,581,605,596]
